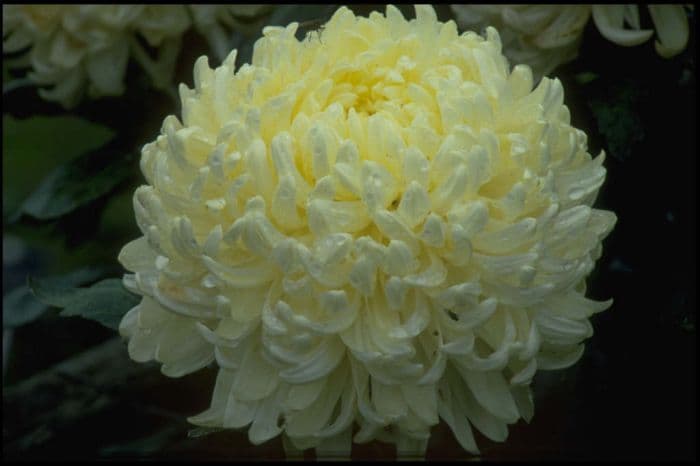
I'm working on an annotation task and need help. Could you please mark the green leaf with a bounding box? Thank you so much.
[4,267,106,328]
[28,267,108,305]
[3,115,115,218]
[29,272,137,331]
[2,286,48,328]
[12,145,136,221]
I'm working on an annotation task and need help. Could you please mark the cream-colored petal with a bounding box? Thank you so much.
[188,369,236,426]
[623,4,641,29]
[232,344,280,401]
[118,237,157,273]
[648,5,689,58]
[278,336,346,384]
[456,367,519,423]
[438,371,479,454]
[285,365,346,437]
[537,343,585,370]
[510,385,534,423]
[402,383,439,426]
[592,5,654,46]
[283,377,327,411]
[458,382,509,442]
[248,386,287,445]
[161,342,214,378]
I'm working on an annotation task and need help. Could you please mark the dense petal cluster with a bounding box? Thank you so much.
[451,4,690,80]
[118,5,616,457]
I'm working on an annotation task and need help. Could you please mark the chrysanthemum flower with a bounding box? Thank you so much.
[2,5,191,108]
[118,5,616,457]
[451,4,691,80]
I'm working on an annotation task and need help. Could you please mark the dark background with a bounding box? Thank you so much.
[2,5,696,461]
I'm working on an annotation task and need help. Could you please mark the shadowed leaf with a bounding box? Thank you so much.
[2,115,115,218]
[4,267,107,328]
[29,273,137,330]
[13,145,135,222]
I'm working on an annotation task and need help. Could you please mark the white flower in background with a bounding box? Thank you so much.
[118,5,616,458]
[2,5,191,108]
[189,5,272,63]
[451,4,691,80]
[592,5,690,58]
[451,5,590,81]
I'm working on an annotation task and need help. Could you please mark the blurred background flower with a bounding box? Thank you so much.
[2,5,190,107]
[2,5,272,108]
[450,4,691,80]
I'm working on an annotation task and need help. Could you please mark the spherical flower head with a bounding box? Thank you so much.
[2,5,190,108]
[118,5,616,457]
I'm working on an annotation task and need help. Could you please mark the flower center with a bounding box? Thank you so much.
[325,59,413,117]
[351,84,382,115]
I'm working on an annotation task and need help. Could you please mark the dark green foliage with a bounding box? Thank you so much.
[2,115,115,219]
[29,274,139,331]
[588,81,645,162]
[4,267,106,328]
[12,144,135,222]
[3,286,48,328]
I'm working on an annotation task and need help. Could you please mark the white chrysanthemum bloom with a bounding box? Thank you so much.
[118,5,616,457]
[2,5,190,108]
[451,4,690,80]
[189,5,272,63]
